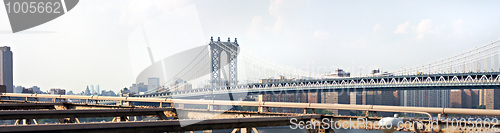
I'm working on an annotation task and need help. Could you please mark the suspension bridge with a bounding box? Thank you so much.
[135,38,500,101]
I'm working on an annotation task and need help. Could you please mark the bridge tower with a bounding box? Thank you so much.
[209,36,239,86]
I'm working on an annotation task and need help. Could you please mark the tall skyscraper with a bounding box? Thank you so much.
[84,86,90,95]
[0,46,13,93]
[91,85,94,94]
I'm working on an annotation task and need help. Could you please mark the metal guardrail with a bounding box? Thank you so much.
[1,93,500,117]
[0,114,322,133]
[0,108,174,120]
[166,73,500,97]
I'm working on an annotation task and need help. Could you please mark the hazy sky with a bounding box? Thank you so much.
[0,0,499,93]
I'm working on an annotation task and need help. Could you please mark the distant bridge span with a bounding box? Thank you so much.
[156,72,500,98]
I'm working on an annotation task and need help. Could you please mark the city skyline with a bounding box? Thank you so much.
[0,1,499,92]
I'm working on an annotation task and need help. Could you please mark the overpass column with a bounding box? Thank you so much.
[257,94,264,112]
[231,127,256,133]
[240,127,251,133]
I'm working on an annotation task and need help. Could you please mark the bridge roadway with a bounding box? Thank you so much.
[0,108,173,120]
[2,93,500,116]
[0,114,321,133]
[1,93,500,133]
[149,72,500,98]
[0,101,143,110]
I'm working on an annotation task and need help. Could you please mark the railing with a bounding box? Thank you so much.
[167,73,500,97]
[2,93,500,117]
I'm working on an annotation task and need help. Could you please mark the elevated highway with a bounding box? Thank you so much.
[1,93,500,133]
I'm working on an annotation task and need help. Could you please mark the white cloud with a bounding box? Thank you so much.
[269,0,286,33]
[416,19,438,39]
[247,16,263,38]
[394,19,441,39]
[313,30,332,39]
[452,19,464,35]
[394,21,411,34]
[272,16,285,33]
[269,0,284,16]
[118,0,193,27]
[268,0,305,33]
[373,24,382,32]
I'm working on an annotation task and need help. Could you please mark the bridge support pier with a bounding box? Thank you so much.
[231,127,258,133]
[112,116,129,122]
[209,37,239,86]
[14,119,32,125]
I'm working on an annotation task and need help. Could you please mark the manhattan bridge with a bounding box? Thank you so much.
[137,38,500,109]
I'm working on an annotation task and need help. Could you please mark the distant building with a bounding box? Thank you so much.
[22,88,33,94]
[450,89,480,108]
[259,75,293,84]
[84,86,90,95]
[49,88,65,95]
[0,46,13,93]
[130,83,148,93]
[90,85,94,95]
[350,92,362,105]
[173,81,192,91]
[450,90,463,108]
[14,86,23,93]
[362,90,397,116]
[164,79,192,92]
[148,77,160,92]
[484,89,500,109]
[262,93,308,113]
[100,90,116,96]
[479,89,486,106]
[0,85,5,93]
[29,86,41,93]
[371,69,393,77]
[393,90,400,106]
[97,85,100,95]
[321,91,350,115]
[400,90,449,108]
[322,69,350,79]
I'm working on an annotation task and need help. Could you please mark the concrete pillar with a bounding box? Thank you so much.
[240,127,251,133]
[258,94,264,112]
[22,119,31,125]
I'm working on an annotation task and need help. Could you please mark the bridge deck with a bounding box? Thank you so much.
[0,108,174,120]
[0,115,321,133]
[0,103,61,110]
